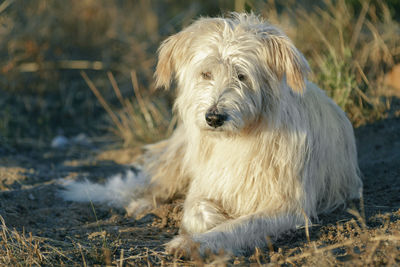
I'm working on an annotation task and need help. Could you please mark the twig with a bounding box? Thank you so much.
[0,0,14,14]
[350,1,369,50]
[17,60,104,72]
[365,240,380,265]
[78,243,88,267]
[347,208,367,230]
[279,239,355,264]
[107,71,125,107]
[371,235,400,242]
[119,248,124,267]
[80,71,125,134]
[131,70,154,131]
[301,210,311,243]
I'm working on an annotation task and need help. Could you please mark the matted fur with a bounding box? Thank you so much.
[62,13,362,256]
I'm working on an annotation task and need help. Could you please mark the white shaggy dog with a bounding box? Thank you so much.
[62,13,363,256]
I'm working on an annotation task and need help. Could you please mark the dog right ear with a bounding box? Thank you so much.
[154,31,192,90]
[261,32,311,94]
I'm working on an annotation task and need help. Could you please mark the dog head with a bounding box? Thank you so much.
[155,13,310,135]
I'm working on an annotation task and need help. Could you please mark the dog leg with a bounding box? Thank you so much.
[133,125,190,208]
[166,212,305,256]
[181,199,231,234]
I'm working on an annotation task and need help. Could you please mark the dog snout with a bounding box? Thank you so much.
[205,106,227,128]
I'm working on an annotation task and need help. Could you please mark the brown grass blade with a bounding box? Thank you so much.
[81,71,125,134]
[131,70,155,131]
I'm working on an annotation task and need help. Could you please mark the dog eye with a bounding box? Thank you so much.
[238,74,246,81]
[201,72,212,80]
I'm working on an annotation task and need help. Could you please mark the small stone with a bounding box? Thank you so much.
[51,135,69,148]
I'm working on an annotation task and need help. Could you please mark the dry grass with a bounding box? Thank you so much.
[0,215,70,266]
[274,211,400,266]
[81,70,176,146]
[256,0,400,126]
[0,0,398,145]
[3,209,398,266]
[0,0,197,145]
[82,209,400,266]
[77,0,400,146]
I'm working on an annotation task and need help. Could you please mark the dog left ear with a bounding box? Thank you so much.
[154,31,193,90]
[263,35,310,94]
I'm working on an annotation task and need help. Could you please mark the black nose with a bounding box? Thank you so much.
[205,106,227,128]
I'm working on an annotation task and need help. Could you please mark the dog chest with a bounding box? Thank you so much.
[186,136,288,216]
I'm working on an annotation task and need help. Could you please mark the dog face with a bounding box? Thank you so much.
[155,13,310,134]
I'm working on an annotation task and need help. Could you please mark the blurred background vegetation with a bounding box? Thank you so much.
[0,0,399,149]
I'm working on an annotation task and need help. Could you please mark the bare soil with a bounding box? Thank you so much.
[0,115,399,266]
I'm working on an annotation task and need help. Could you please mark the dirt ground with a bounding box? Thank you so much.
[0,114,399,266]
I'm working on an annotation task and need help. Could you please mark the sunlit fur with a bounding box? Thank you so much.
[62,13,362,256]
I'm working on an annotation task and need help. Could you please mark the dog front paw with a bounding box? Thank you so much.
[165,235,200,258]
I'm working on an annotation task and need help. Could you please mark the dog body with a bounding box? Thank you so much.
[63,13,362,255]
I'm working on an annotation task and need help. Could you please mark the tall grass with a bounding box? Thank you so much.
[81,70,175,146]
[90,0,400,146]
[102,0,400,145]
[0,0,398,144]
[256,0,399,126]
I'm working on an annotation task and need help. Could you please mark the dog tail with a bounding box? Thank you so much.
[60,168,148,208]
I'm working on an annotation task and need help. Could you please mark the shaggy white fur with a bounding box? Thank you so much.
[62,13,363,256]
